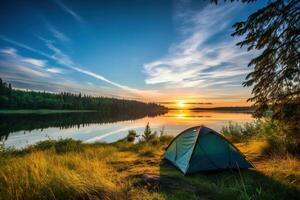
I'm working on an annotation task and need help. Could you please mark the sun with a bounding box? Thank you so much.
[177,100,186,108]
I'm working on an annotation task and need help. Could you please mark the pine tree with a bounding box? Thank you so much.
[142,122,152,141]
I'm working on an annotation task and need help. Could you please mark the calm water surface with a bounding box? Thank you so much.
[0,110,253,149]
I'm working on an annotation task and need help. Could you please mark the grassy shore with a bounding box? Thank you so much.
[0,136,299,200]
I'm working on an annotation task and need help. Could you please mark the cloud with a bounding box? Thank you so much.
[0,36,160,99]
[54,0,83,23]
[47,25,70,43]
[22,58,47,67]
[0,48,131,98]
[143,2,255,89]
[0,36,51,59]
[42,41,149,94]
[0,48,50,79]
[0,47,17,55]
[46,68,64,74]
[46,42,74,66]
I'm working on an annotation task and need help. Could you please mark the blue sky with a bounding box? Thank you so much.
[0,0,267,106]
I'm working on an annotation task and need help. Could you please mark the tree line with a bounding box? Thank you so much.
[0,78,167,114]
[0,111,166,141]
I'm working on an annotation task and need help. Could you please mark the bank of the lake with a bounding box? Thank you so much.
[0,110,253,149]
[0,109,97,114]
[0,137,299,200]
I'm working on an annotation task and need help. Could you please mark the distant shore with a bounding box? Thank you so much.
[169,106,255,113]
[0,109,97,114]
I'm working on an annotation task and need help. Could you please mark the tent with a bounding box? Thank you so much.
[163,126,254,174]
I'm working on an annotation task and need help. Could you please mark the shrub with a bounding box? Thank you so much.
[126,130,137,142]
[221,119,280,142]
[222,118,300,155]
[33,139,83,154]
[159,135,173,145]
[221,121,259,142]
[142,123,156,142]
[150,136,160,146]
[159,126,165,137]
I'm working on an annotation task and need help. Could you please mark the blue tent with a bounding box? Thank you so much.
[164,126,254,174]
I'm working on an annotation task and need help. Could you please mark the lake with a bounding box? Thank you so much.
[0,110,253,149]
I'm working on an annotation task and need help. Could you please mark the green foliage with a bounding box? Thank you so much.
[160,126,165,137]
[159,135,174,145]
[0,111,167,141]
[159,158,300,200]
[0,78,167,113]
[0,143,4,153]
[32,139,83,154]
[221,121,258,142]
[221,119,279,142]
[149,134,160,146]
[126,130,137,142]
[231,0,300,140]
[222,119,300,154]
[0,137,299,200]
[142,122,156,142]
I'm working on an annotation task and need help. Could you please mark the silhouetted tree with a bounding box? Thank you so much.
[230,0,299,143]
[0,79,168,114]
[142,122,153,141]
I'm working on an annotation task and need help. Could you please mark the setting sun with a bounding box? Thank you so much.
[177,100,186,108]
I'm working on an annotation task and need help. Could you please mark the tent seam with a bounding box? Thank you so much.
[187,126,203,165]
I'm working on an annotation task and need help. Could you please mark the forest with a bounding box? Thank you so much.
[0,78,167,113]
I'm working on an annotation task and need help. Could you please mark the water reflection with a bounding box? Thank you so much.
[0,110,253,149]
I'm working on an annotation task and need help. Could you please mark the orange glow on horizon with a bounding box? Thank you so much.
[159,99,252,109]
[177,100,186,108]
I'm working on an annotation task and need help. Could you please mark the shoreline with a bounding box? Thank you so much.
[0,109,97,114]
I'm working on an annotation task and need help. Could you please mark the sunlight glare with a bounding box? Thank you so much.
[177,100,185,108]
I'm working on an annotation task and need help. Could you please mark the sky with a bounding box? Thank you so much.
[0,0,267,108]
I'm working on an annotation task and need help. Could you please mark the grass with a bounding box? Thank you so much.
[221,119,300,155]
[0,136,299,200]
[220,119,278,143]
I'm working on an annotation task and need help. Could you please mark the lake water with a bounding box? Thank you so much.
[0,110,253,149]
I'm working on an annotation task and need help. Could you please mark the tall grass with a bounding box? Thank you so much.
[0,143,125,200]
[221,118,299,155]
[220,119,278,142]
[0,124,299,200]
[0,134,172,200]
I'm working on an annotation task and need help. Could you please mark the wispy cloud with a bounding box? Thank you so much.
[22,58,47,67]
[0,36,51,59]
[0,47,16,55]
[47,25,70,43]
[46,67,64,74]
[0,48,51,79]
[42,39,152,94]
[0,36,160,99]
[143,2,255,90]
[54,0,83,23]
[0,47,131,98]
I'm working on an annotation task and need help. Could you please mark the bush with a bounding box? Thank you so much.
[150,136,160,146]
[221,118,300,155]
[126,130,137,142]
[159,135,174,145]
[221,121,259,142]
[33,139,83,154]
[142,123,157,142]
[221,119,282,142]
